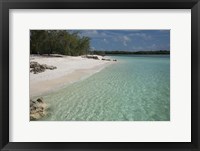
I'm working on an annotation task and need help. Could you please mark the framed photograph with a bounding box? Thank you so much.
[0,0,200,150]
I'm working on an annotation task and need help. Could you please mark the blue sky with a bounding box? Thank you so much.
[75,30,170,51]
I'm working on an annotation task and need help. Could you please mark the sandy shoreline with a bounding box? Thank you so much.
[30,55,113,98]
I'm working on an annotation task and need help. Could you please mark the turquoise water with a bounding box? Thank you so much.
[40,55,170,121]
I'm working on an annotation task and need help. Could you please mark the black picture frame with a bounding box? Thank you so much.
[0,0,199,150]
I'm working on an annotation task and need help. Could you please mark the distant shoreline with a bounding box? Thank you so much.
[91,50,170,56]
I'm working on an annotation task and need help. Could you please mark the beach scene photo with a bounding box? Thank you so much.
[30,30,170,121]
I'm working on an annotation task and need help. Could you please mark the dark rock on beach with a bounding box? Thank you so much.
[86,55,99,60]
[47,65,57,70]
[102,58,111,61]
[30,61,57,74]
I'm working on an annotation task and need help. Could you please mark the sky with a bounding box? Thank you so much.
[75,30,170,51]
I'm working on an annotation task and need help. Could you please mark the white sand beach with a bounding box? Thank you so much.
[30,55,113,98]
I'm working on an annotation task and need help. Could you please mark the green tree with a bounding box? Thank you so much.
[30,30,91,56]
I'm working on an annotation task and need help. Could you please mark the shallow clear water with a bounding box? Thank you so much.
[40,55,170,121]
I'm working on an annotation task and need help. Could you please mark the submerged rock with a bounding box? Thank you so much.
[30,98,49,120]
[102,58,117,62]
[102,58,111,61]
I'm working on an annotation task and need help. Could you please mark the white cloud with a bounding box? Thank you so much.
[101,32,107,36]
[113,35,131,46]
[132,46,143,50]
[81,30,99,37]
[130,33,152,40]
[148,44,157,49]
[103,38,108,43]
[122,36,131,46]
[123,41,127,46]
[123,36,131,41]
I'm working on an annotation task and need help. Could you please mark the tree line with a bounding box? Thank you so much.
[30,30,90,56]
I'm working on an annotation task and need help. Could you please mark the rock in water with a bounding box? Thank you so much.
[30,98,49,120]
[102,58,111,61]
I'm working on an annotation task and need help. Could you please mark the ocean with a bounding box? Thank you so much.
[40,55,170,121]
